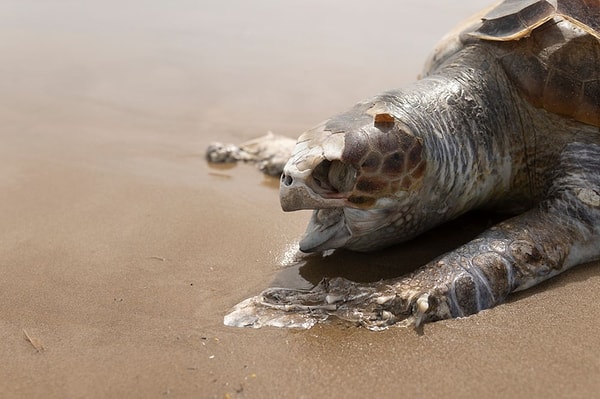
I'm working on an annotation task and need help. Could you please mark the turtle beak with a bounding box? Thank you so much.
[279,162,348,211]
[279,164,324,212]
[279,125,354,212]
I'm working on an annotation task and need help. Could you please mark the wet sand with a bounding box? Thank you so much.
[1,1,599,398]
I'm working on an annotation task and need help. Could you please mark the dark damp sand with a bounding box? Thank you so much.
[1,1,599,398]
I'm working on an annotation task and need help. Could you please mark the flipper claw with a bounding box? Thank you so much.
[413,293,430,327]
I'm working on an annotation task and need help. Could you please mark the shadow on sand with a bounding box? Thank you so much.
[270,211,508,289]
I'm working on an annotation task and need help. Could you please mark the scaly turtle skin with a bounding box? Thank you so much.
[210,0,600,329]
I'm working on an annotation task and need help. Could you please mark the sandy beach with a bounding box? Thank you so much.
[1,1,599,398]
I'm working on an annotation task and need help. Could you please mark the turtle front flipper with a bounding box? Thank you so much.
[206,132,296,176]
[224,278,424,330]
[225,143,600,329]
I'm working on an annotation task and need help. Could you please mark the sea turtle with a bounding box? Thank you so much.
[208,0,600,330]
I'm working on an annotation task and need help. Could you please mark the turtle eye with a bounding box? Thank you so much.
[312,160,356,193]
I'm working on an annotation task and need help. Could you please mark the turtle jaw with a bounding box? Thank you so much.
[279,159,354,252]
[279,142,358,251]
[298,208,351,252]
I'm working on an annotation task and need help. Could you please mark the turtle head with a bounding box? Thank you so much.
[280,104,427,252]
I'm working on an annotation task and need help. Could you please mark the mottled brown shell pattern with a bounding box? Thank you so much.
[469,0,600,127]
